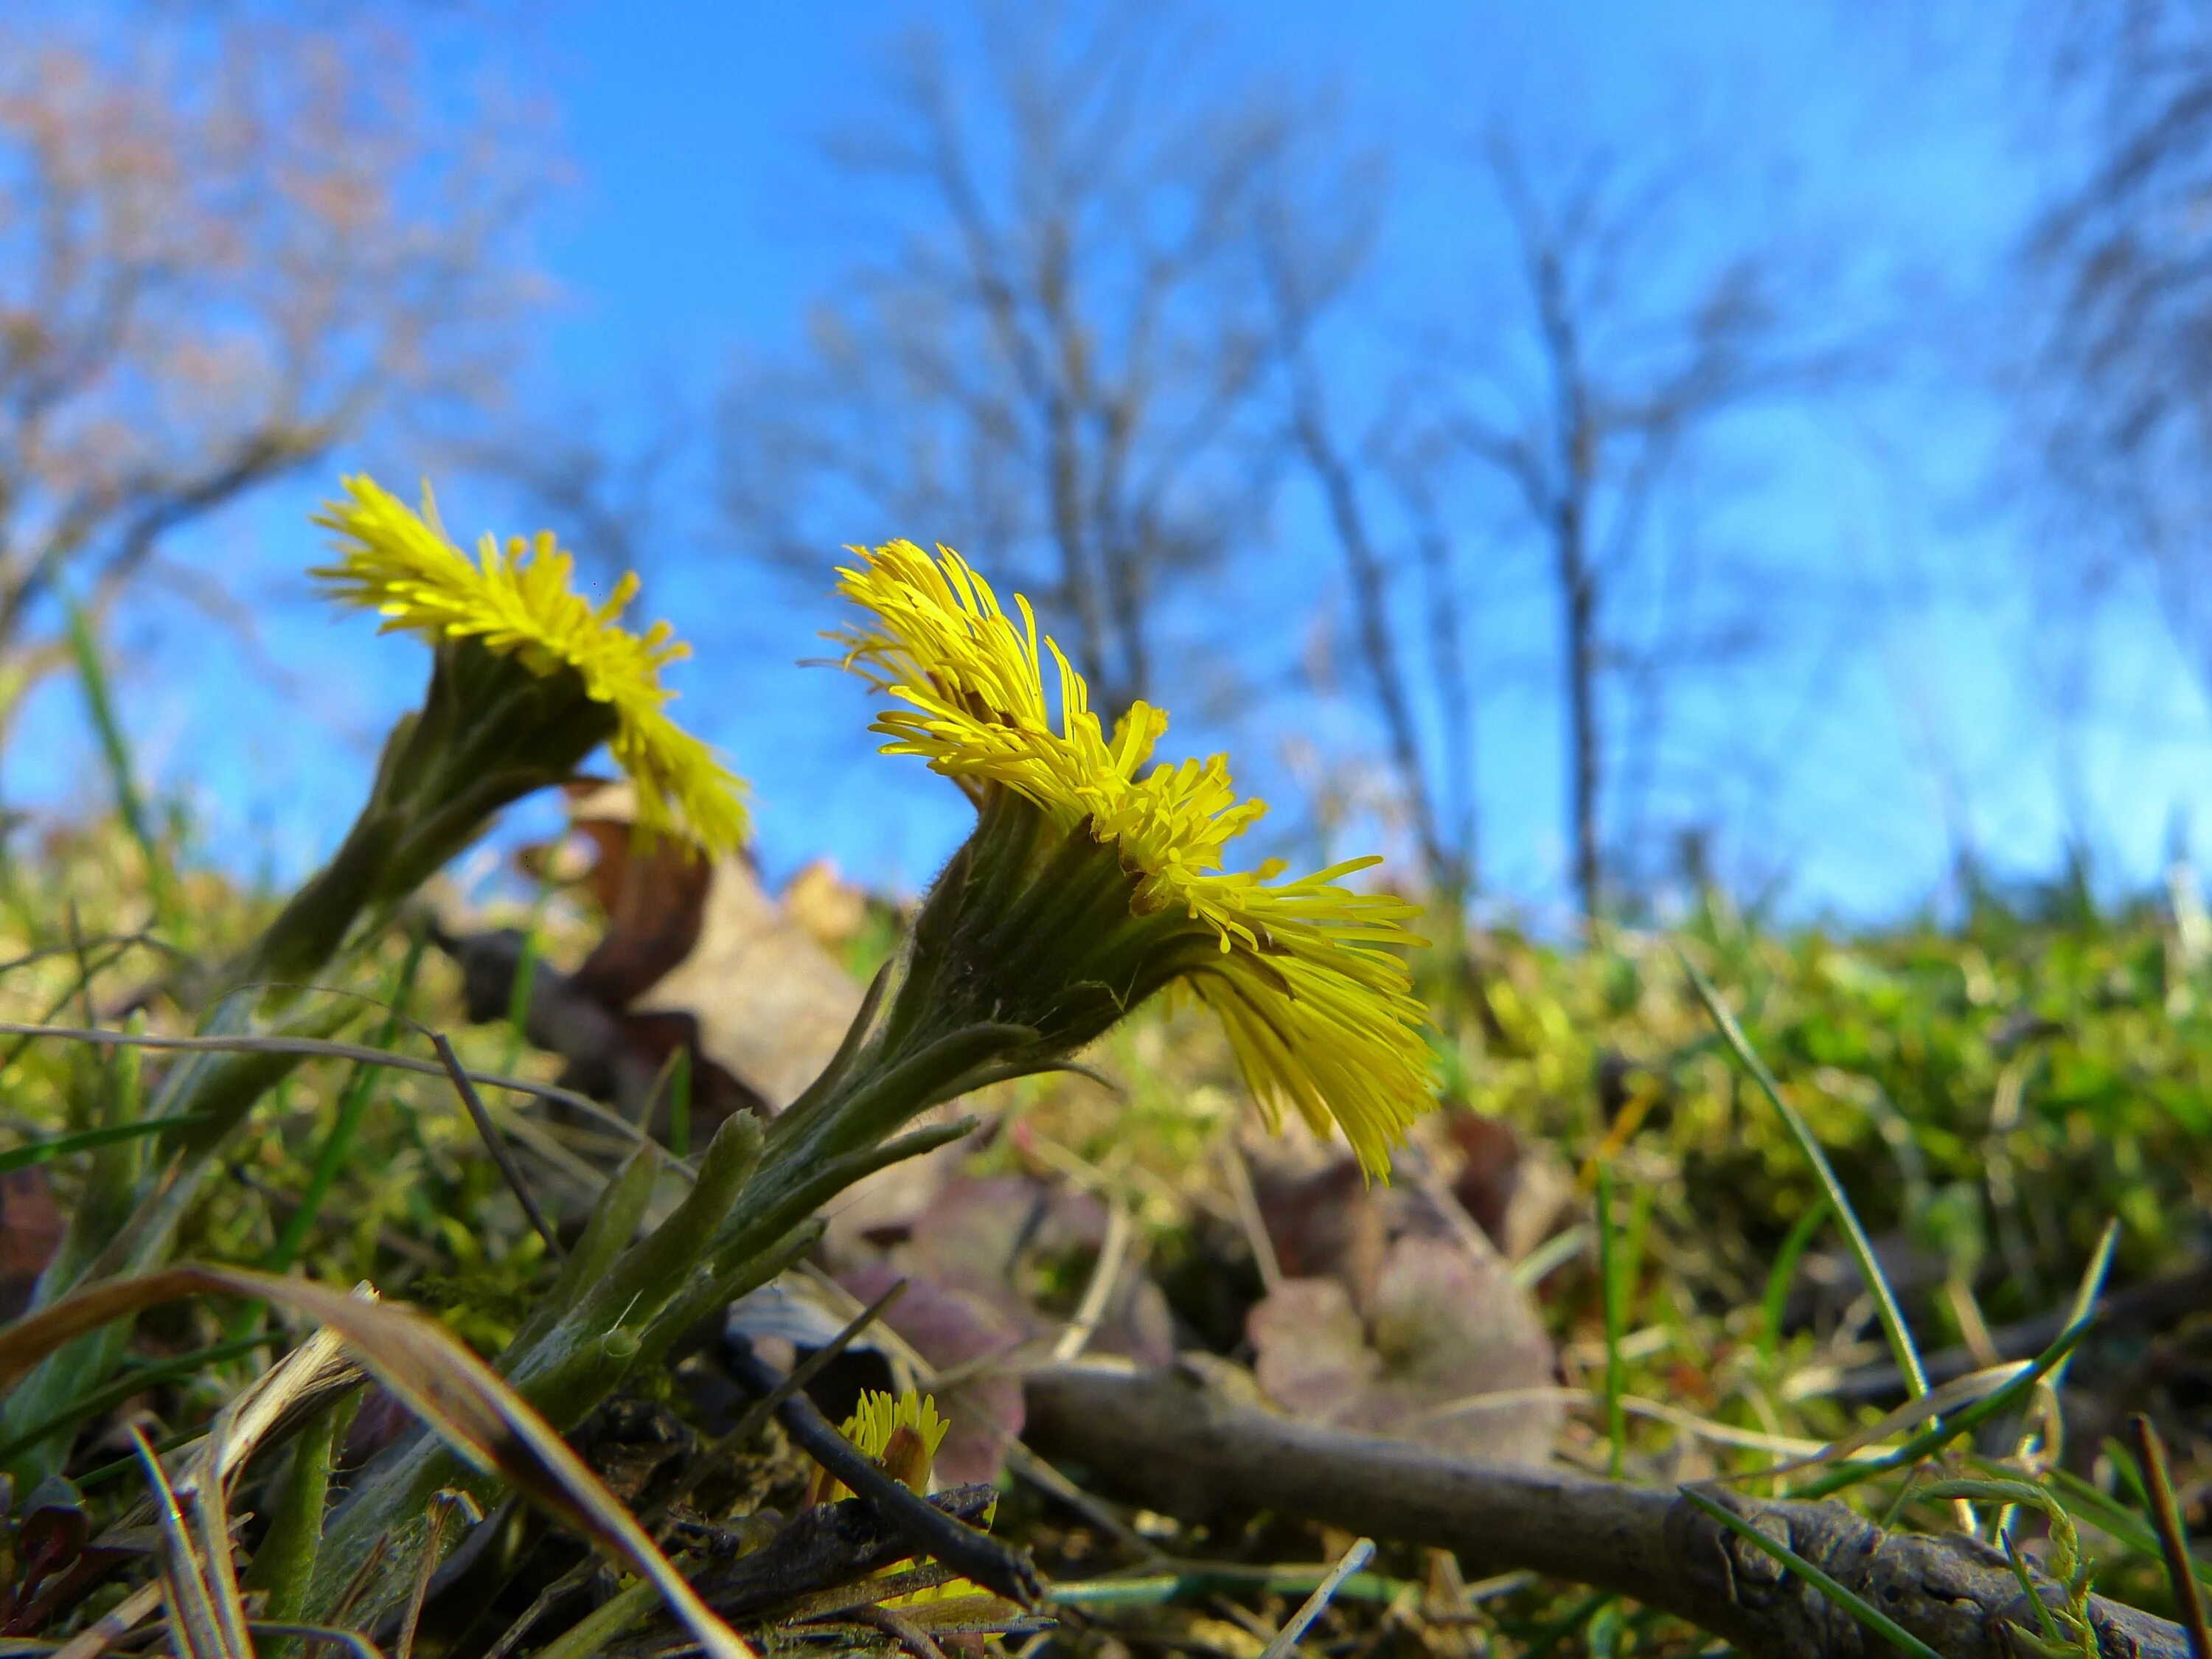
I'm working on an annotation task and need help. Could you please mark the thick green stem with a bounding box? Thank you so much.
[237,814,404,990]
[304,791,1224,1634]
[243,1388,358,1659]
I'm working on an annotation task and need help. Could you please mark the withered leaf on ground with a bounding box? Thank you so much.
[1247,1234,1561,1464]
[0,1169,61,1322]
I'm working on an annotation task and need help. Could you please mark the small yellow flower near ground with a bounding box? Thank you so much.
[312,475,748,858]
[834,538,1437,1178]
[814,1388,952,1506]
[822,1390,990,1610]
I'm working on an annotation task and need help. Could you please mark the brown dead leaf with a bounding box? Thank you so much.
[1248,1153,1388,1306]
[631,859,864,1111]
[545,785,868,1115]
[0,1169,62,1321]
[1246,1236,1559,1464]
[1247,1278,1378,1422]
[567,817,717,1009]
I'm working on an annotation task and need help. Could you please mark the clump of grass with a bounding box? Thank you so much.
[0,489,2203,1658]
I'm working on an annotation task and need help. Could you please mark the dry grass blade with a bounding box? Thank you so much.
[2131,1414,2212,1659]
[395,1491,484,1659]
[1051,1202,1130,1363]
[0,1019,683,1172]
[0,1265,756,1659]
[130,1425,247,1659]
[428,1032,563,1259]
[1714,1361,2036,1484]
[52,1577,165,1659]
[1259,1537,1375,1659]
[191,1324,361,1500]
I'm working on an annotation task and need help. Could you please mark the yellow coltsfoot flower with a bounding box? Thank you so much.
[832,539,1436,1178]
[813,1388,952,1506]
[818,1390,990,1610]
[238,476,748,990]
[313,475,747,858]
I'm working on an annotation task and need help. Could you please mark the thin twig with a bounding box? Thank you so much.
[1258,1537,1375,1659]
[650,1277,911,1528]
[1222,1141,1283,1293]
[1025,1362,2199,1659]
[723,1340,1043,1608]
[793,1262,1161,1561]
[481,1280,905,1659]
[1051,1202,1131,1363]
[2130,1414,2212,1659]
[0,930,187,979]
[429,1033,564,1260]
[849,1603,952,1659]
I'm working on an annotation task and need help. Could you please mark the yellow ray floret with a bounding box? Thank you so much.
[834,1392,981,1607]
[815,1389,951,1507]
[834,539,1436,1176]
[311,476,747,857]
[841,1389,951,1474]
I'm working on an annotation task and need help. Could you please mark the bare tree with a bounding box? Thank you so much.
[0,12,542,737]
[1260,204,1480,904]
[2018,0,2212,704]
[1447,146,1829,922]
[715,4,1353,717]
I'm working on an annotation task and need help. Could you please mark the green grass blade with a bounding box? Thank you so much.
[2035,1465,2212,1594]
[1596,1161,1630,1477]
[1799,1314,2093,1499]
[0,1113,207,1176]
[66,596,176,933]
[1680,1486,1944,1659]
[1759,1195,1829,1363]
[2003,1527,2069,1648]
[0,1333,265,1470]
[2051,1221,2118,1399]
[1680,951,1930,1399]
[667,1044,692,1160]
[262,932,429,1275]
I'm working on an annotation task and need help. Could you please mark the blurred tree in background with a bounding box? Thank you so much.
[0,10,543,743]
[2025,0,2212,711]
[713,3,1357,720]
[1,0,2205,922]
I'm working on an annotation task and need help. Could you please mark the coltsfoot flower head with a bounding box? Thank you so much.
[312,474,747,858]
[812,1388,951,1506]
[815,1391,986,1608]
[832,539,1436,1178]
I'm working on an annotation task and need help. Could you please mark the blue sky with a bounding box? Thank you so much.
[15,1,2212,924]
